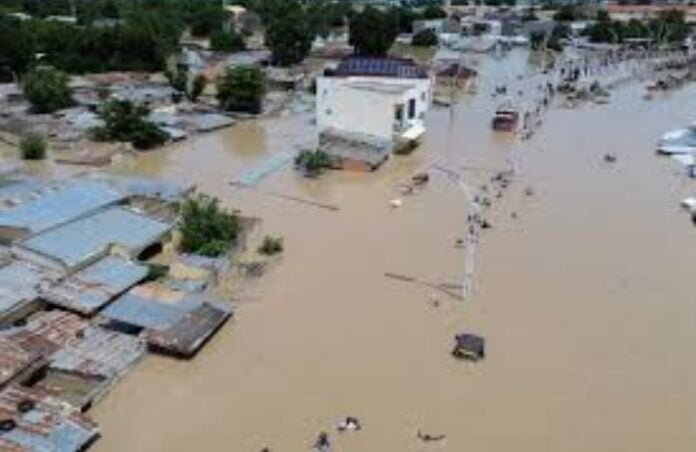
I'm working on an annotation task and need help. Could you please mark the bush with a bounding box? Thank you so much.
[412,29,438,47]
[93,99,167,150]
[19,132,46,160]
[258,235,284,255]
[179,194,241,257]
[210,29,246,52]
[190,74,207,101]
[217,65,265,114]
[22,66,73,113]
[295,149,331,177]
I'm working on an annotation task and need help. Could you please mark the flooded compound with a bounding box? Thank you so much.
[92,50,696,451]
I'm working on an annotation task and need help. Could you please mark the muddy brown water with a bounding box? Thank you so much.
[90,51,696,451]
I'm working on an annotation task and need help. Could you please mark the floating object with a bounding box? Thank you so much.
[337,416,361,432]
[389,198,403,208]
[681,197,696,212]
[452,333,485,361]
[604,153,617,163]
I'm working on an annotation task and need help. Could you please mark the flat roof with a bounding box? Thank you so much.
[0,180,124,236]
[42,256,149,315]
[0,260,57,317]
[20,206,171,269]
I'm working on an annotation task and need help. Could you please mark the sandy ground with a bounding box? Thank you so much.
[87,50,696,451]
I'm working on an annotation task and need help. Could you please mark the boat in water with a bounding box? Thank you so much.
[491,103,519,132]
[657,124,696,154]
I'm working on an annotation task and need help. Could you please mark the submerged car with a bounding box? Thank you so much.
[657,125,696,154]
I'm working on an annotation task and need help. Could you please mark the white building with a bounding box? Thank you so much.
[316,57,432,163]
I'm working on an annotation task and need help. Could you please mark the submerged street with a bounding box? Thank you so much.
[90,51,696,451]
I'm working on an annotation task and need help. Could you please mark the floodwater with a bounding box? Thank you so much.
[92,50,696,451]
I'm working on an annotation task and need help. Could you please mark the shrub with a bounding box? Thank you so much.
[217,65,265,114]
[93,99,167,150]
[210,29,246,52]
[19,132,47,160]
[295,149,331,177]
[22,66,73,113]
[258,235,284,255]
[179,194,241,257]
[412,29,438,47]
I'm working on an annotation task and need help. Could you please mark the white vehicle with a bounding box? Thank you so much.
[657,124,696,154]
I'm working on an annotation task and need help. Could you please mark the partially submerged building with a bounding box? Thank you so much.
[0,385,99,451]
[42,256,149,315]
[316,57,432,170]
[102,286,232,358]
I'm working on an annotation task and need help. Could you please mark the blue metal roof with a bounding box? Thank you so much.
[0,260,55,314]
[20,207,171,268]
[335,57,428,79]
[43,256,149,314]
[0,180,124,235]
[102,291,202,331]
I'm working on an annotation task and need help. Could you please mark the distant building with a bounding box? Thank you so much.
[606,3,696,23]
[316,57,432,170]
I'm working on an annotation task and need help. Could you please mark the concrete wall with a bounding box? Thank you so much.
[316,76,432,143]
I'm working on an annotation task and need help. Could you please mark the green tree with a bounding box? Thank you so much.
[422,4,447,19]
[265,11,313,66]
[19,132,46,160]
[210,29,246,52]
[179,194,241,257]
[0,18,35,79]
[22,66,73,113]
[217,65,265,114]
[93,99,167,150]
[349,6,398,56]
[553,5,576,22]
[411,29,438,47]
[189,3,224,37]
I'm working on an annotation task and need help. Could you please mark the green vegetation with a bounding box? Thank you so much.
[92,99,167,150]
[295,149,331,177]
[179,194,241,257]
[217,65,265,114]
[258,235,284,256]
[19,132,46,160]
[0,17,35,80]
[422,4,447,19]
[265,10,313,66]
[210,29,246,52]
[553,5,578,22]
[530,24,569,52]
[190,73,207,101]
[587,10,689,44]
[412,29,438,47]
[349,6,399,56]
[22,66,72,113]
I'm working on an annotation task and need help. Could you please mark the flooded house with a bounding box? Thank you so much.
[101,285,232,358]
[316,56,433,170]
[0,385,99,451]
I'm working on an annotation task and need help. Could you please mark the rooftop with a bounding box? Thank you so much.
[0,261,58,320]
[0,386,99,451]
[331,56,429,79]
[0,180,124,238]
[18,206,172,269]
[42,256,149,315]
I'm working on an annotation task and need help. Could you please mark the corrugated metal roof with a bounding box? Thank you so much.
[0,261,57,316]
[0,386,99,451]
[0,180,124,236]
[0,337,40,387]
[51,326,146,378]
[43,256,148,315]
[99,175,193,202]
[101,290,197,331]
[3,311,87,359]
[19,206,172,269]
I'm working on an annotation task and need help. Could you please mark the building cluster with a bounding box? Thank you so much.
[0,172,233,450]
